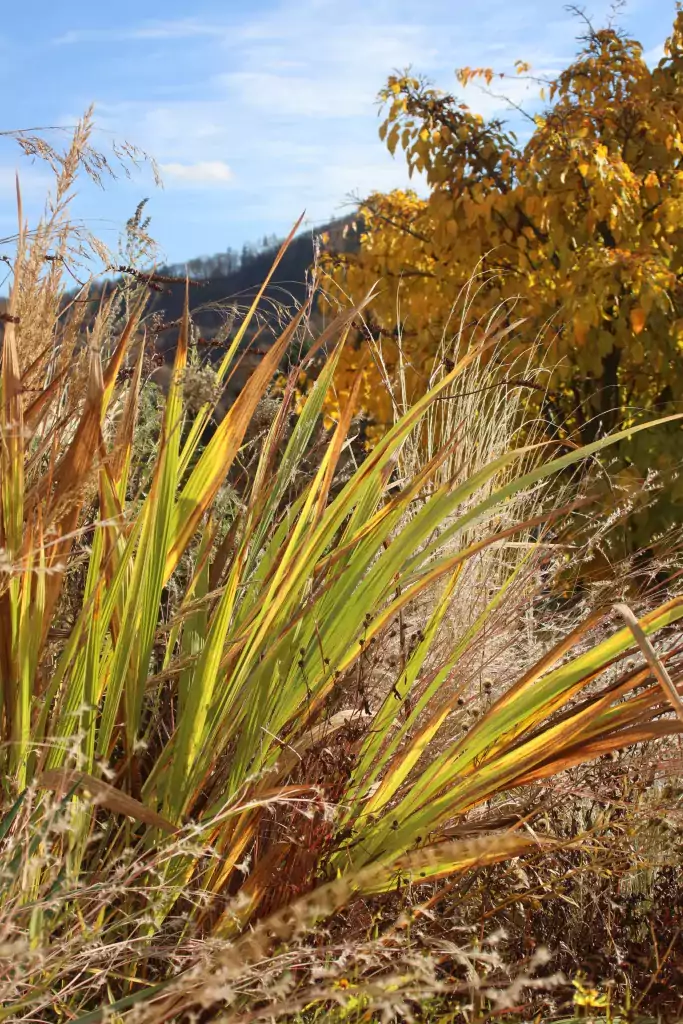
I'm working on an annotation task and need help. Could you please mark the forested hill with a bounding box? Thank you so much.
[1,214,359,408]
[1,215,358,342]
[146,214,359,356]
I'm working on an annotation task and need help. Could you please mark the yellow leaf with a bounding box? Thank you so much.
[574,318,589,345]
[630,307,646,335]
[578,162,589,177]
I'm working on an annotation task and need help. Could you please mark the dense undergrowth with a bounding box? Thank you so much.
[0,117,682,1024]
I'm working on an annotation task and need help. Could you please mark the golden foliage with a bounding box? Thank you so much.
[324,10,683,541]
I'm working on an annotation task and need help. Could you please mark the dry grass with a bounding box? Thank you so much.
[0,118,682,1024]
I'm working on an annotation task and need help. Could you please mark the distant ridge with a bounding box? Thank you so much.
[149,214,360,356]
[1,214,360,347]
[0,215,360,414]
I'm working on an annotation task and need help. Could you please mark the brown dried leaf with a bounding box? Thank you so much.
[38,769,179,834]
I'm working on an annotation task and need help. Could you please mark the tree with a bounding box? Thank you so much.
[324,9,683,545]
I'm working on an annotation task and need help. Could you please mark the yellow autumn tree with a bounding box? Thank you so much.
[324,9,683,545]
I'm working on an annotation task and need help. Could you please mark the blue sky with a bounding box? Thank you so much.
[0,0,677,265]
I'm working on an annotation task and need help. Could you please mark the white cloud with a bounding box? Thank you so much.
[53,19,227,46]
[455,68,561,120]
[43,0,643,261]
[81,0,578,257]
[0,164,52,197]
[219,71,372,119]
[160,161,234,187]
[0,165,56,243]
[644,42,666,66]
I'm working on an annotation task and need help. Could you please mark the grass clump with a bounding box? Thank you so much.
[0,119,682,1023]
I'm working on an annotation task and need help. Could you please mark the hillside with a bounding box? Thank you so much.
[0,215,359,432]
[114,214,358,419]
[2,213,358,369]
[145,214,359,357]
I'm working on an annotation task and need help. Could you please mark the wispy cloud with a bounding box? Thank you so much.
[0,164,52,197]
[160,161,234,187]
[75,0,585,257]
[219,71,372,119]
[5,0,671,261]
[644,41,666,67]
[455,67,562,122]
[53,19,227,46]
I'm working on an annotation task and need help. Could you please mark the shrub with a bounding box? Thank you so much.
[322,9,683,550]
